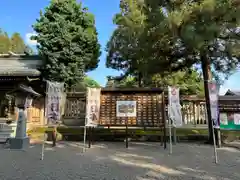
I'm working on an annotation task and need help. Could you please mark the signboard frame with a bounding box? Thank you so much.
[116,100,137,148]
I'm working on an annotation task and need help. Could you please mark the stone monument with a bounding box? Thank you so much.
[7,84,40,150]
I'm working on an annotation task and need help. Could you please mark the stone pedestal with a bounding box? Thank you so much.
[9,137,30,150]
[9,109,29,150]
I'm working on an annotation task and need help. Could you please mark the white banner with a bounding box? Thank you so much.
[85,88,101,127]
[46,81,64,125]
[168,86,182,127]
[116,101,137,117]
[208,81,220,128]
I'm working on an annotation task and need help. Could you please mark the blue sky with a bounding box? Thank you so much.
[0,0,239,94]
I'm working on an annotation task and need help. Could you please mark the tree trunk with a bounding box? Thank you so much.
[201,55,214,144]
[138,73,142,87]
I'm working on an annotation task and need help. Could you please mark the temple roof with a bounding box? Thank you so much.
[224,89,240,96]
[0,52,42,76]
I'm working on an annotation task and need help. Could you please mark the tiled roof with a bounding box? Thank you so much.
[225,89,240,96]
[0,68,41,76]
[0,52,42,76]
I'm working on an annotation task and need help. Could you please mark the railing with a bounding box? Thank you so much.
[5,91,237,128]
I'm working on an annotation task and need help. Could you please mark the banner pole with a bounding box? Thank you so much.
[211,120,218,164]
[125,114,128,148]
[169,118,172,154]
[41,133,45,160]
[41,80,48,160]
[88,127,92,148]
[83,118,87,153]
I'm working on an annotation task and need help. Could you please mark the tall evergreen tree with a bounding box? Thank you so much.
[0,29,11,54]
[32,0,101,88]
[10,32,25,54]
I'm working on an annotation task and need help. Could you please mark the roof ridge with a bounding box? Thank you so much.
[0,51,39,58]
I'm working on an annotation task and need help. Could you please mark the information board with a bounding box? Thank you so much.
[220,112,240,130]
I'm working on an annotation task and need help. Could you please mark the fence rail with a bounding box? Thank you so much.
[7,89,239,129]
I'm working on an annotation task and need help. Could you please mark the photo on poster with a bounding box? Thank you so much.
[234,113,240,125]
[220,113,228,125]
[116,101,137,117]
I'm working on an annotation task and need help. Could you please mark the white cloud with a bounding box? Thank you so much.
[25,33,38,46]
[219,86,228,95]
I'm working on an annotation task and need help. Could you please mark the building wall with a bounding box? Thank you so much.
[14,97,46,130]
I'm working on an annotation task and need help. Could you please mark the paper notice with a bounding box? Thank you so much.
[234,113,240,125]
[220,113,228,125]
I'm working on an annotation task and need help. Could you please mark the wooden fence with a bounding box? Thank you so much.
[62,92,240,128]
[10,88,240,129]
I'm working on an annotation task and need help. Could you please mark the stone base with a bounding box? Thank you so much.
[9,137,30,150]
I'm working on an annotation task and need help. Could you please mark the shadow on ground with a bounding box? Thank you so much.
[1,141,240,180]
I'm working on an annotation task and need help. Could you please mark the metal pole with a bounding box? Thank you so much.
[125,114,128,148]
[211,119,218,164]
[83,116,87,153]
[41,133,45,160]
[173,127,177,145]
[169,118,172,154]
[88,127,91,148]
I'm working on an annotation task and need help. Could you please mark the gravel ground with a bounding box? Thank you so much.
[0,141,240,180]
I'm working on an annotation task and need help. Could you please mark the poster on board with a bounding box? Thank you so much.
[220,113,228,125]
[116,101,136,117]
[220,113,240,130]
[234,113,240,125]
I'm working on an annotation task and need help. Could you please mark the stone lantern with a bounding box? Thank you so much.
[7,84,40,149]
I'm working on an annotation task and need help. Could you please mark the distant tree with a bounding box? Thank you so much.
[71,76,101,91]
[151,70,205,96]
[10,32,25,54]
[105,75,138,88]
[0,29,11,54]
[32,0,101,88]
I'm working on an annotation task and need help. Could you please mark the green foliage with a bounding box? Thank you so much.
[84,76,101,88]
[10,32,25,54]
[106,70,204,96]
[105,75,138,88]
[0,29,32,54]
[142,0,240,78]
[106,0,146,82]
[151,70,205,96]
[0,30,11,54]
[32,0,101,88]
[106,0,240,91]
[71,76,101,92]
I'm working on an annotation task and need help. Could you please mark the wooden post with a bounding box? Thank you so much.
[161,92,167,149]
[88,127,92,148]
[52,126,57,147]
[173,127,177,145]
[92,127,95,145]
[125,117,129,148]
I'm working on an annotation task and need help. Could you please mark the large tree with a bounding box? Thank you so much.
[106,0,147,86]
[32,0,101,88]
[106,0,240,142]
[142,0,240,142]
